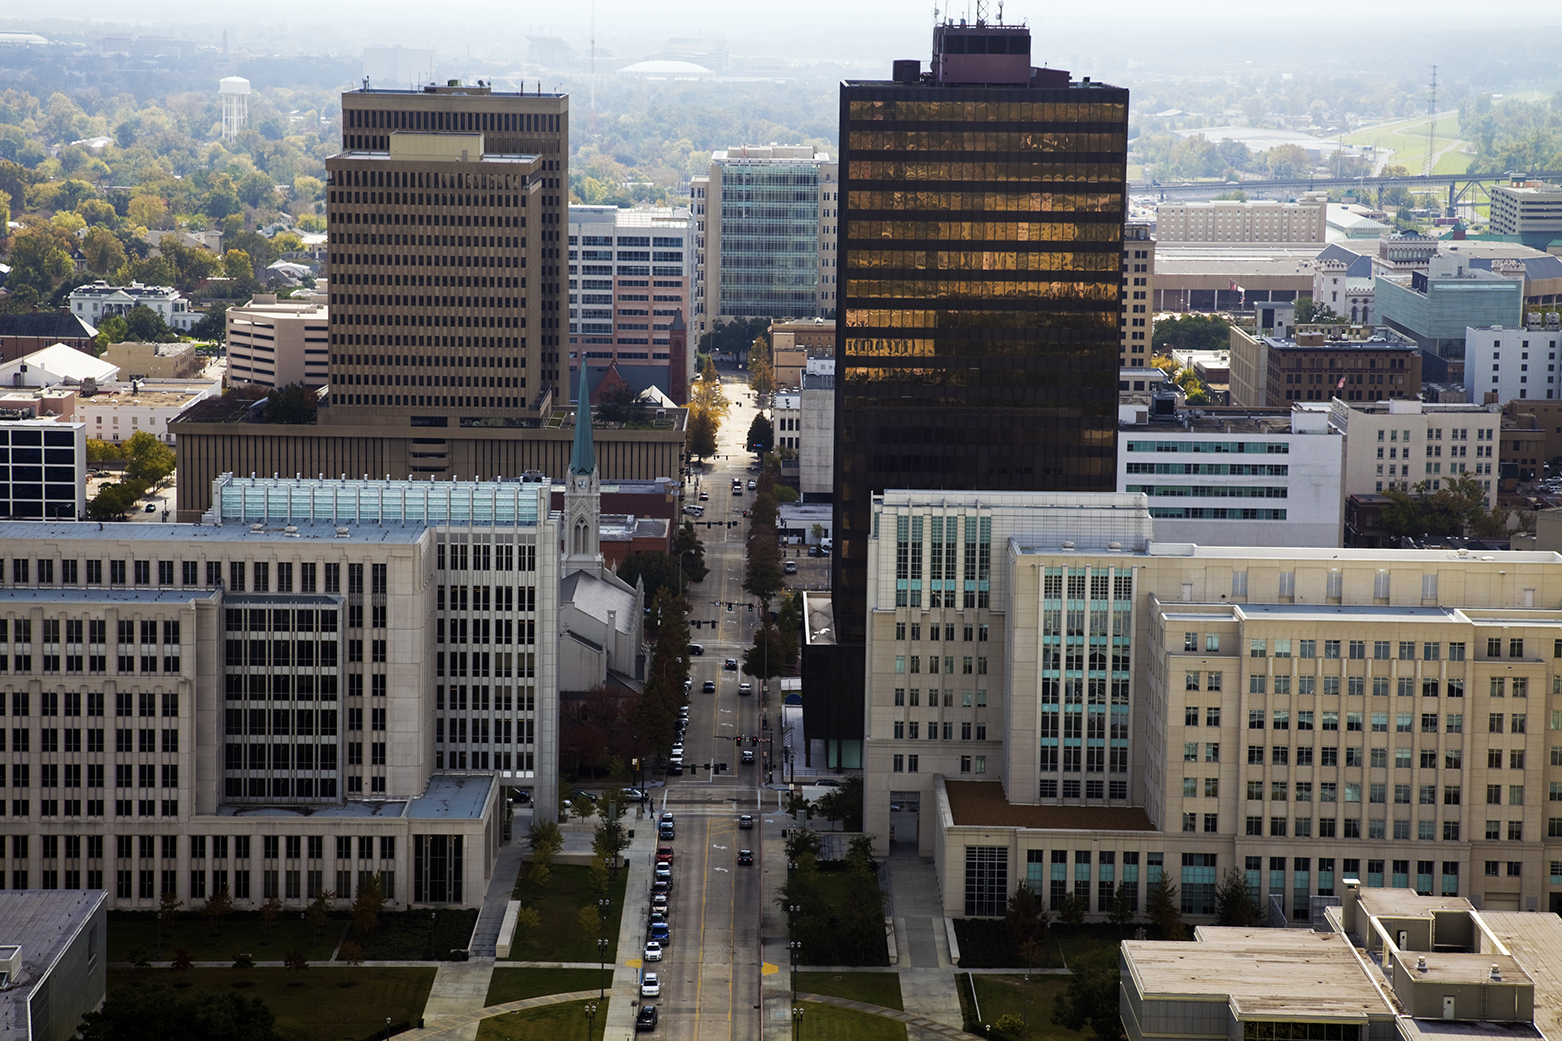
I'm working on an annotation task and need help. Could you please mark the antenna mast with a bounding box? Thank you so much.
[589,0,599,139]
[1424,65,1437,177]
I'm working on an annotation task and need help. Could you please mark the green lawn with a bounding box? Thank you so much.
[108,915,344,964]
[794,1000,907,1041]
[795,971,903,1010]
[349,907,479,960]
[486,967,600,1005]
[969,975,1092,1041]
[505,864,629,963]
[476,998,610,1041]
[106,966,435,1041]
[954,920,1140,969]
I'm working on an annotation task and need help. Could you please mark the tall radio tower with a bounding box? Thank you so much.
[1424,65,1438,176]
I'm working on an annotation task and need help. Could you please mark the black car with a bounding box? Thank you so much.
[689,643,705,656]
[701,680,715,693]
[636,1005,659,1031]
[724,658,738,671]
[737,849,753,865]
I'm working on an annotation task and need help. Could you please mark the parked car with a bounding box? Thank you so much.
[644,940,664,961]
[641,972,661,998]
[649,920,670,943]
[636,1005,659,1032]
[656,846,675,864]
[783,561,798,574]
[737,849,753,865]
[659,823,676,839]
[660,811,675,825]
[654,864,673,884]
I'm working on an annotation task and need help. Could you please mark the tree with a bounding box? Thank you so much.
[125,431,176,487]
[1294,298,1340,324]
[617,550,683,600]
[282,948,309,971]
[1145,874,1186,941]
[743,528,784,601]
[350,874,383,935]
[1107,880,1137,928]
[814,775,864,831]
[1265,143,1313,179]
[202,885,234,935]
[686,409,718,460]
[338,940,364,966]
[595,384,649,425]
[124,304,176,343]
[673,522,709,585]
[87,480,144,521]
[5,228,72,301]
[259,897,282,934]
[82,225,128,276]
[1052,943,1125,1041]
[170,948,194,971]
[748,347,776,396]
[306,889,333,937]
[1057,891,1087,926]
[743,617,790,681]
[127,194,169,230]
[263,384,318,424]
[783,826,823,862]
[1153,314,1231,352]
[746,413,774,453]
[592,798,631,876]
[1006,882,1050,952]
[526,819,564,891]
[97,315,130,345]
[1214,867,1263,927]
[75,981,286,1041]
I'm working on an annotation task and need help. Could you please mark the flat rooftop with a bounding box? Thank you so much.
[803,592,836,647]
[1121,410,1304,435]
[1481,912,1562,1040]
[335,148,540,164]
[0,520,425,544]
[1124,928,1392,1020]
[407,773,493,819]
[0,889,106,1031]
[943,780,1155,831]
[218,800,407,817]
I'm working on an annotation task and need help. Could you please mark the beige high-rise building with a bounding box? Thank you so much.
[1155,192,1327,244]
[226,291,332,389]
[1122,222,1156,364]
[856,490,1562,920]
[331,83,571,412]
[0,476,561,912]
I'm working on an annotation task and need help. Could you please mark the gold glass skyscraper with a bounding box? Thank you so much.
[816,23,1129,754]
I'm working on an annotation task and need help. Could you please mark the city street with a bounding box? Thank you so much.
[651,369,775,1041]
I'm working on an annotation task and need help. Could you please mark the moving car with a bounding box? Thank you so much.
[783,561,798,575]
[738,682,752,695]
[644,940,663,962]
[698,491,710,501]
[738,814,754,829]
[636,1005,659,1032]
[737,849,753,865]
[702,679,716,693]
[741,749,755,764]
[641,972,661,998]
[747,479,757,490]
[724,658,738,671]
[688,644,704,656]
[622,787,648,801]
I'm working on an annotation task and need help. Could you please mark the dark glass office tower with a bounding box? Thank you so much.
[813,23,1128,753]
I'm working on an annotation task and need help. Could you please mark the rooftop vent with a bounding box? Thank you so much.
[1061,541,1075,551]
[335,527,350,539]
[1491,964,1501,980]
[1417,956,1428,972]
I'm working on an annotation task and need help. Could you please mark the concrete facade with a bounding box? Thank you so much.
[1464,317,1562,403]
[798,357,834,501]
[0,476,562,911]
[1122,223,1155,365]
[1228,324,1421,408]
[77,378,222,446]
[68,281,197,332]
[225,293,332,390]
[1376,252,1525,363]
[1489,181,1562,244]
[1118,407,1344,547]
[1328,398,1500,503]
[1154,192,1327,245]
[858,490,1562,921]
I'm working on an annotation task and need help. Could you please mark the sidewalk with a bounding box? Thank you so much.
[885,851,964,1030]
[600,815,658,1038]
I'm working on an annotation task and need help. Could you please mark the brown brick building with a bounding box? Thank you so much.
[1230,324,1422,407]
[0,310,100,362]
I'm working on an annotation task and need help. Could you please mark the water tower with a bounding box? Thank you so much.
[219,76,250,141]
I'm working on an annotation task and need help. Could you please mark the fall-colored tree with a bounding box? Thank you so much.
[350,873,384,935]
[169,948,194,972]
[201,885,234,934]
[338,940,364,966]
[259,896,282,933]
[283,948,309,971]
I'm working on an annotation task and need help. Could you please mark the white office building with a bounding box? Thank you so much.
[1118,407,1345,547]
[1464,315,1562,403]
[68,282,198,332]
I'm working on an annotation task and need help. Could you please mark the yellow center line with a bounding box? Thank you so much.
[694,802,713,1033]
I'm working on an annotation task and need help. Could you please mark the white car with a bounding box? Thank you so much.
[644,940,664,962]
[641,972,661,998]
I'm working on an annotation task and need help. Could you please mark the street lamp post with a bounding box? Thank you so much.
[597,936,609,999]
[585,1002,598,1039]
[428,911,437,959]
[792,1005,804,1041]
[788,940,802,1003]
[384,1016,391,1041]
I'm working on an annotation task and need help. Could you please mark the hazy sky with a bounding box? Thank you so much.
[16,0,1562,81]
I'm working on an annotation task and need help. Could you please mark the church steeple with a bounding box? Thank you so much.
[563,363,602,576]
[569,363,595,477]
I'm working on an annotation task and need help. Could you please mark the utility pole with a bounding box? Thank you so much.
[1424,65,1438,178]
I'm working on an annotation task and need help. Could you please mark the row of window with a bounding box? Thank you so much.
[1241,816,1526,842]
[892,655,988,674]
[891,721,989,740]
[3,691,175,718]
[893,621,989,641]
[0,619,179,646]
[4,559,362,594]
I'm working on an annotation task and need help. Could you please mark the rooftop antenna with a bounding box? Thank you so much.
[1424,65,1437,177]
[975,0,987,25]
